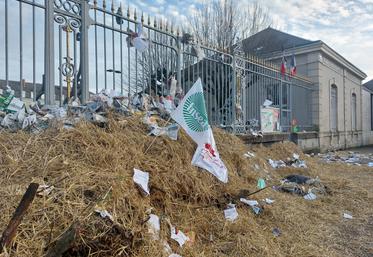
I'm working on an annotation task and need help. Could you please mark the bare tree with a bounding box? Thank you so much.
[189,0,272,50]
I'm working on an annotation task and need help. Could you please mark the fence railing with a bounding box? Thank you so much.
[1,0,315,132]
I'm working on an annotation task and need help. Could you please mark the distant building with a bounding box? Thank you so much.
[362,79,373,145]
[241,27,368,150]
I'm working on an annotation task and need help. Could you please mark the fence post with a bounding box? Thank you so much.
[80,0,90,103]
[176,38,182,91]
[44,0,55,105]
[232,55,237,133]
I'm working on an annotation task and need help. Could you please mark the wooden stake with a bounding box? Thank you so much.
[0,183,39,252]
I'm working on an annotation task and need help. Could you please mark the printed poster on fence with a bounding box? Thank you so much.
[171,78,228,183]
[260,107,280,133]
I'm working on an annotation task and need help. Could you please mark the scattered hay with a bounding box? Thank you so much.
[0,116,372,257]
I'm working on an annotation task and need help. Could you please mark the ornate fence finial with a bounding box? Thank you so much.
[103,0,106,9]
[141,12,144,23]
[134,8,137,20]
[94,0,97,7]
[127,5,130,18]
[154,17,157,28]
[170,23,174,34]
[111,0,114,12]
[148,15,151,26]
[165,21,169,32]
[176,27,180,36]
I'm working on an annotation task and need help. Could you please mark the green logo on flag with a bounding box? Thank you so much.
[183,92,209,132]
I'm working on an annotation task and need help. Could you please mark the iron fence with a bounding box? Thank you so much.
[0,0,315,132]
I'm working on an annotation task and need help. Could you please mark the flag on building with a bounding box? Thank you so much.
[280,53,287,76]
[290,54,297,76]
[170,78,228,183]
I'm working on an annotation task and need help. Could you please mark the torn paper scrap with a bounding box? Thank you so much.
[171,227,190,247]
[265,198,275,204]
[147,214,160,240]
[133,168,150,195]
[240,198,259,207]
[224,204,238,221]
[303,192,317,200]
[343,213,353,219]
[244,151,255,158]
[37,184,54,197]
[95,208,114,221]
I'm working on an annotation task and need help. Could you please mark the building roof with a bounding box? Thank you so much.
[240,27,317,56]
[363,79,373,91]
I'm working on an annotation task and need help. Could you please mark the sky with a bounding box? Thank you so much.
[0,0,372,89]
[116,0,373,82]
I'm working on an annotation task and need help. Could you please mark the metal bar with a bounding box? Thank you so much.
[135,22,138,94]
[127,18,130,96]
[94,7,98,94]
[15,0,45,9]
[59,26,63,105]
[32,0,36,101]
[5,0,9,86]
[104,9,107,89]
[80,0,89,103]
[73,31,77,99]
[232,55,237,131]
[44,0,55,105]
[19,0,23,100]
[120,16,123,94]
[112,9,115,90]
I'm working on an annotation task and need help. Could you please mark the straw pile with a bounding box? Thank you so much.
[0,115,372,257]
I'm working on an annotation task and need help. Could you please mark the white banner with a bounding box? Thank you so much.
[191,142,228,183]
[171,78,228,183]
[170,78,213,146]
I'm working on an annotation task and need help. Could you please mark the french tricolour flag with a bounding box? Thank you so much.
[290,54,296,76]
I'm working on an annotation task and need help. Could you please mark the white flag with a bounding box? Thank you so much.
[170,78,213,146]
[171,78,228,183]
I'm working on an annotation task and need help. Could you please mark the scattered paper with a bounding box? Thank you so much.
[149,124,180,141]
[268,159,286,169]
[169,254,182,257]
[303,192,317,200]
[224,204,238,221]
[240,198,258,207]
[95,208,114,221]
[265,198,275,204]
[133,168,150,195]
[171,227,190,247]
[272,227,281,237]
[37,184,54,197]
[368,162,373,167]
[343,213,353,219]
[244,151,255,158]
[147,214,160,240]
[263,99,273,107]
[293,153,300,160]
[22,114,37,129]
[240,198,262,214]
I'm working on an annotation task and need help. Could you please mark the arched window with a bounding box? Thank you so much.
[331,85,338,131]
[352,93,357,130]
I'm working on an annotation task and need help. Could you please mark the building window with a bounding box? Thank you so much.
[351,93,357,130]
[330,85,338,131]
